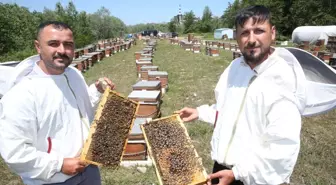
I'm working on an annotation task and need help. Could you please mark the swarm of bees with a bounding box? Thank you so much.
[89,92,137,166]
[142,116,206,185]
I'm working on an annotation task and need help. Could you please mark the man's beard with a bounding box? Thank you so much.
[42,53,72,71]
[242,43,270,65]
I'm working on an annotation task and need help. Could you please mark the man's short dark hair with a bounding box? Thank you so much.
[235,5,273,29]
[37,21,73,40]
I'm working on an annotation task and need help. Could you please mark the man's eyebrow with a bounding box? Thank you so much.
[47,40,59,43]
[64,41,74,44]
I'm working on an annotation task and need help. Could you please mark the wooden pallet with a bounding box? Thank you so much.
[141,114,208,185]
[80,87,140,166]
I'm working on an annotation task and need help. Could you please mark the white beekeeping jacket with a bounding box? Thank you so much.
[0,55,101,185]
[282,47,336,116]
[196,47,336,184]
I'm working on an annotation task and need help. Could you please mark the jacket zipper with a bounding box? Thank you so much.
[223,75,257,162]
[64,74,90,132]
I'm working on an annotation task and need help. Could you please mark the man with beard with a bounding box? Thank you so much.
[0,21,114,185]
[177,5,304,185]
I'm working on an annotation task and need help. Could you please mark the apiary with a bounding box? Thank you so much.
[148,71,168,92]
[141,115,207,185]
[128,90,161,119]
[140,65,159,80]
[80,89,139,166]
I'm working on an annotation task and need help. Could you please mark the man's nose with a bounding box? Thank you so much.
[248,32,256,44]
[57,44,65,54]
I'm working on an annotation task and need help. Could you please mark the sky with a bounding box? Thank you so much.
[1,0,234,25]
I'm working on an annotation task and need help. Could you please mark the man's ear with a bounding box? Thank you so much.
[34,40,41,54]
[271,26,276,41]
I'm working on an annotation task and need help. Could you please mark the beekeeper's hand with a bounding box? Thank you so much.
[206,170,235,185]
[61,158,86,175]
[175,107,198,122]
[95,77,115,93]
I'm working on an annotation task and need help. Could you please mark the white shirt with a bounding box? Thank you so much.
[197,48,304,185]
[0,56,101,185]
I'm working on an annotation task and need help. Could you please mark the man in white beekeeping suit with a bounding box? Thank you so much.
[0,21,115,185]
[177,5,306,185]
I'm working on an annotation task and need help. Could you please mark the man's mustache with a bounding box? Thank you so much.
[245,42,260,49]
[53,54,70,60]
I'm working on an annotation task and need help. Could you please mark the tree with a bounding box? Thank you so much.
[168,17,178,32]
[183,11,197,33]
[200,6,213,32]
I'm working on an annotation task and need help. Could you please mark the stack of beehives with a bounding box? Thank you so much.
[118,39,170,165]
[71,38,135,73]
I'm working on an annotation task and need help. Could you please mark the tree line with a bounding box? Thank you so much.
[167,0,336,40]
[0,2,127,62]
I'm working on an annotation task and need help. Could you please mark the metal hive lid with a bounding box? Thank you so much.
[132,81,161,88]
[128,90,160,99]
[131,118,147,134]
[141,66,158,70]
[148,71,168,76]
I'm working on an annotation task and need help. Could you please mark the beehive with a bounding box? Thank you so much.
[209,47,219,57]
[128,90,161,119]
[193,45,201,53]
[224,43,230,50]
[148,71,168,91]
[132,80,161,92]
[122,118,148,161]
[136,58,153,75]
[135,51,144,61]
[72,58,85,72]
[141,115,207,185]
[128,118,146,140]
[140,66,159,80]
[123,140,147,161]
[80,88,139,166]
[105,47,112,57]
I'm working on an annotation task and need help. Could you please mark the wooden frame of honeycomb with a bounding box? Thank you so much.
[141,114,207,185]
[80,87,139,166]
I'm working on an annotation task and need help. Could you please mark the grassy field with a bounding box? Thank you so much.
[0,39,335,185]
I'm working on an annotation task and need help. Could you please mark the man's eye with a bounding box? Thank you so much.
[255,29,264,34]
[241,31,249,36]
[64,43,73,47]
[49,42,59,47]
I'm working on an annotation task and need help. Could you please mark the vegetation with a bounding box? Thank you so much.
[0,2,127,62]
[167,0,336,40]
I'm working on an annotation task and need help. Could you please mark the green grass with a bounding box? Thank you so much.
[0,40,335,185]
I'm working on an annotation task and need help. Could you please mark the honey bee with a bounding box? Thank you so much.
[89,93,137,166]
[143,118,204,185]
